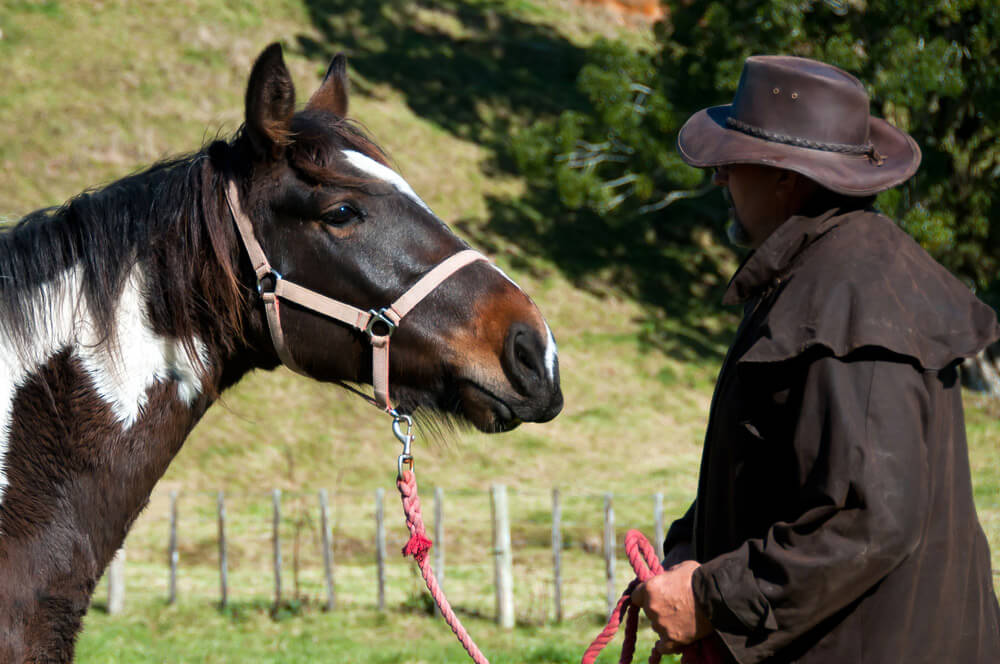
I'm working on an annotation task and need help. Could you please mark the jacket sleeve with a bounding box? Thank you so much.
[691,355,930,663]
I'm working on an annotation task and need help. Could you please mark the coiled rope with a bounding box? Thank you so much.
[582,529,726,664]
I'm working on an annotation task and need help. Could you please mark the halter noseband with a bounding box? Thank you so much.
[224,180,487,413]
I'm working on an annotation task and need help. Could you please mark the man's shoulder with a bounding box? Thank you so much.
[742,210,1000,370]
[792,209,924,281]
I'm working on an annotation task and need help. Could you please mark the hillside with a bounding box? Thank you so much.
[1,0,705,500]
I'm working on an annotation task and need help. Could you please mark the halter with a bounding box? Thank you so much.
[224,180,487,414]
[226,181,496,663]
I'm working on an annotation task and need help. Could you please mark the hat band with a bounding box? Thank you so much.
[726,116,884,165]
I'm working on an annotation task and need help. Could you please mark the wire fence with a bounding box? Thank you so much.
[97,484,674,625]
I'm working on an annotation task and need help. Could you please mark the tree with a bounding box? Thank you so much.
[513,0,1000,314]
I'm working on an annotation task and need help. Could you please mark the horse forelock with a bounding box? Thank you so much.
[286,111,393,185]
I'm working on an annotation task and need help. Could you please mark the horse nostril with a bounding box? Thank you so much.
[505,323,546,395]
[514,331,541,379]
[501,322,563,421]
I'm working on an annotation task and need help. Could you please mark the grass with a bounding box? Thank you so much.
[1,1,998,662]
[78,599,644,663]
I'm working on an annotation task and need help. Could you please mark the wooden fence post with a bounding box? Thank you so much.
[375,487,386,611]
[491,484,514,629]
[433,487,444,618]
[272,489,282,610]
[551,487,562,623]
[654,492,665,561]
[167,490,178,605]
[107,546,125,615]
[604,492,615,618]
[319,489,336,611]
[217,490,228,609]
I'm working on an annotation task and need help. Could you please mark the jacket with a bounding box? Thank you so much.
[666,207,1000,663]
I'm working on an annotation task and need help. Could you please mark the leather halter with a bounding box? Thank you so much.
[224,180,487,413]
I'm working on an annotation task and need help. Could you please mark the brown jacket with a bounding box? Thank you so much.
[667,208,1000,663]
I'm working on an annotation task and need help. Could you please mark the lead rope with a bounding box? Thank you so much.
[392,416,491,664]
[582,530,726,664]
[391,420,722,664]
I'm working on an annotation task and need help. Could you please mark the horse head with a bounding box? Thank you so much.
[216,44,562,432]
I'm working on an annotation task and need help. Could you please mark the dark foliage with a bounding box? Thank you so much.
[514,0,1000,322]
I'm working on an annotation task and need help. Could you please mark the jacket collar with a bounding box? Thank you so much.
[723,207,846,305]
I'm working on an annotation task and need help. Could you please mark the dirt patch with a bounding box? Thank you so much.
[576,0,664,23]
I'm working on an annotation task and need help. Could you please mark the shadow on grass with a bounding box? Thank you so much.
[297,0,588,146]
[214,597,314,622]
[296,0,736,362]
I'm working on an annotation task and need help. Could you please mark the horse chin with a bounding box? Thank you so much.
[454,381,524,433]
[391,382,523,434]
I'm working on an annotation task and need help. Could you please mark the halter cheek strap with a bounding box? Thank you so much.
[224,180,487,412]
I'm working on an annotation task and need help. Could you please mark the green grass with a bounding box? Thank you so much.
[78,599,661,663]
[1,1,998,661]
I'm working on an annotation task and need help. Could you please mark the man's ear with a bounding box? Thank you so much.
[773,169,807,208]
[305,54,349,117]
[245,43,296,159]
[779,170,820,216]
[774,169,799,195]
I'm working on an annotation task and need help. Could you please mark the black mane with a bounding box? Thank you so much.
[0,148,242,362]
[0,115,388,365]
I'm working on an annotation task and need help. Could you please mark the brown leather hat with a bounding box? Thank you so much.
[677,55,921,196]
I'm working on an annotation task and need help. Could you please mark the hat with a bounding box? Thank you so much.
[677,56,921,196]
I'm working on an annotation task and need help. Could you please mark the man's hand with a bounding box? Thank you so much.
[631,560,714,657]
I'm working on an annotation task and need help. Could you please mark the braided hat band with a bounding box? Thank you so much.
[725,116,885,166]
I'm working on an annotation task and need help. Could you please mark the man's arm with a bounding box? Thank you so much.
[690,355,928,662]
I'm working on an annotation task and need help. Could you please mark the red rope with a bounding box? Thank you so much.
[582,530,726,664]
[397,474,722,664]
[397,470,490,664]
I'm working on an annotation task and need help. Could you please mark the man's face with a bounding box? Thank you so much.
[713,164,788,249]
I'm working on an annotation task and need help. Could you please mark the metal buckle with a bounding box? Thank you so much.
[365,308,397,339]
[392,412,414,477]
[257,270,283,295]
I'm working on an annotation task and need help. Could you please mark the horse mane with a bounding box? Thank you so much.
[0,148,241,366]
[0,114,390,368]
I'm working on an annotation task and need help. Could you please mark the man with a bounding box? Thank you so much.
[631,56,1000,663]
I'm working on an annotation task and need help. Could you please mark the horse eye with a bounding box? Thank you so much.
[322,203,362,226]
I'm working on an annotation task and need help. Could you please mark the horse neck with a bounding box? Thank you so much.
[0,158,255,579]
[0,151,288,662]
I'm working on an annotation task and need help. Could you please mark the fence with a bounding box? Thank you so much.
[100,484,674,625]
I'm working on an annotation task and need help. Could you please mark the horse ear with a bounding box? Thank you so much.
[245,43,296,159]
[305,54,349,117]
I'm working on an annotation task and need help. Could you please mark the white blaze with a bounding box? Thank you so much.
[543,322,558,381]
[342,150,433,213]
[0,265,207,504]
[341,149,560,380]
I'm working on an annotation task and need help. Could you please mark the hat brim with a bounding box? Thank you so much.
[677,105,921,196]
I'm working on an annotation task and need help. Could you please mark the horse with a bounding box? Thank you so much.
[0,43,563,662]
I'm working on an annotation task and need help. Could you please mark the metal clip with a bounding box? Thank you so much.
[365,308,397,340]
[257,270,283,295]
[392,412,414,477]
